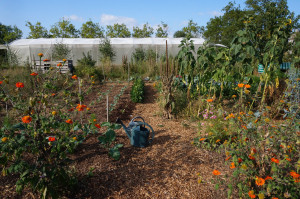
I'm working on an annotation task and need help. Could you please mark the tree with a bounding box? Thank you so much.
[132,23,154,38]
[155,22,168,38]
[99,38,116,62]
[173,30,186,38]
[244,0,299,63]
[182,20,204,38]
[80,20,104,38]
[204,2,245,46]
[106,23,131,38]
[0,23,22,44]
[49,18,79,38]
[26,21,49,39]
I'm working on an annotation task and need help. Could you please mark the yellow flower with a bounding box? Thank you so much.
[62,59,67,62]
[244,90,250,94]
[153,83,156,87]
[265,118,270,123]
[1,137,8,142]
[241,164,247,170]
[92,81,95,84]
[52,111,57,115]
[73,137,77,140]
[258,193,265,199]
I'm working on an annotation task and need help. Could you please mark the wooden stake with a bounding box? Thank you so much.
[106,94,109,122]
[166,40,169,78]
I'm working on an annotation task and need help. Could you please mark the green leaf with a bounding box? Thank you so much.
[73,125,80,131]
[109,147,121,160]
[215,183,219,190]
[101,122,111,127]
[12,123,25,130]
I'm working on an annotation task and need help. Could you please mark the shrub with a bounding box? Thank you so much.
[52,42,71,60]
[99,38,115,62]
[130,77,144,103]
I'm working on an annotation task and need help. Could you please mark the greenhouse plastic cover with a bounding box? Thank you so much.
[9,38,205,65]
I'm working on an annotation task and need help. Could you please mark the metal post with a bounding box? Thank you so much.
[106,94,109,122]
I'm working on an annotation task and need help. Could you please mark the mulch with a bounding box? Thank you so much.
[0,82,228,199]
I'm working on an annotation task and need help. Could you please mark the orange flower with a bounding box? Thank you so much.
[265,176,273,180]
[212,170,221,175]
[51,93,56,96]
[38,53,43,57]
[280,100,285,103]
[72,137,77,140]
[216,139,221,143]
[230,162,235,169]
[16,82,24,88]
[248,190,256,198]
[199,138,205,141]
[272,198,278,199]
[225,156,232,161]
[1,137,8,142]
[245,84,251,88]
[207,99,213,102]
[57,63,62,67]
[290,171,300,179]
[93,119,97,122]
[76,104,87,111]
[249,155,255,160]
[242,125,247,130]
[238,158,243,163]
[232,95,237,98]
[22,116,32,123]
[280,145,284,148]
[48,137,55,142]
[95,124,101,129]
[251,148,257,153]
[72,75,78,80]
[62,59,67,62]
[43,59,50,62]
[30,72,38,76]
[286,158,291,161]
[238,83,244,88]
[256,177,265,186]
[271,158,279,164]
[86,107,90,111]
[66,119,73,124]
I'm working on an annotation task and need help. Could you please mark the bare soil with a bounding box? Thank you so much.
[0,82,227,199]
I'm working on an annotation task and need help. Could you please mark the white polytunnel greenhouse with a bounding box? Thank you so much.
[8,38,206,66]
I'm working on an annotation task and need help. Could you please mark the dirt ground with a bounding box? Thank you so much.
[0,82,228,199]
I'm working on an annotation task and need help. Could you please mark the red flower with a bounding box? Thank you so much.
[66,119,73,124]
[16,82,24,88]
[71,75,78,80]
[51,93,56,96]
[265,176,273,180]
[68,108,74,112]
[238,158,243,163]
[0,81,3,84]
[30,72,38,76]
[43,59,50,62]
[249,155,255,160]
[248,191,256,198]
[95,124,101,129]
[57,63,62,67]
[22,116,32,123]
[271,158,280,164]
[48,137,55,142]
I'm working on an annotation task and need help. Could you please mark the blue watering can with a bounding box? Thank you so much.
[116,116,155,147]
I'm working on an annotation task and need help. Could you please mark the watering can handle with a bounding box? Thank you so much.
[130,116,146,128]
[144,122,155,144]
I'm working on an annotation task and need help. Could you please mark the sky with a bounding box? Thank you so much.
[0,0,299,38]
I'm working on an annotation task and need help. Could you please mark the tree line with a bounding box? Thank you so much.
[0,0,299,45]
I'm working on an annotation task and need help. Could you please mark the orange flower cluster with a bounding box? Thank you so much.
[76,104,87,111]
[71,75,78,80]
[226,113,235,119]
[212,170,221,175]
[230,162,235,169]
[207,99,213,102]
[290,171,300,182]
[249,155,255,160]
[22,116,32,123]
[248,191,256,198]
[245,84,251,88]
[30,72,38,76]
[16,82,24,88]
[66,119,73,124]
[271,158,280,164]
[238,83,244,88]
[255,177,265,186]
